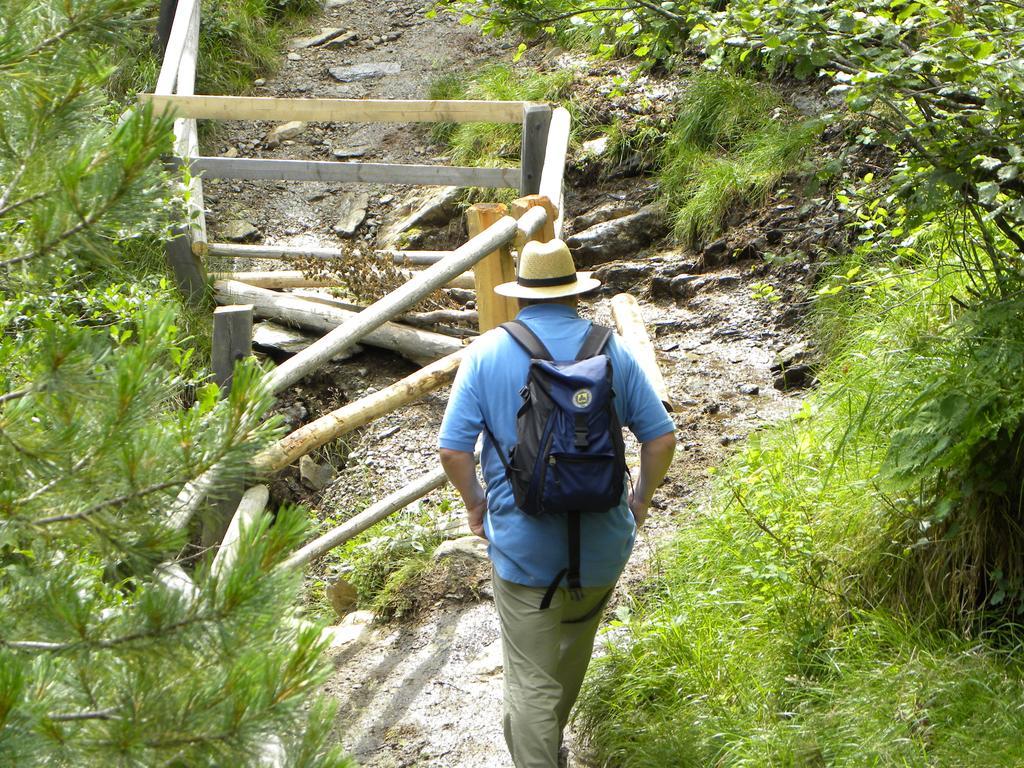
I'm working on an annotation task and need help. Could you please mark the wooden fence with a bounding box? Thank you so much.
[146,0,666,580]
[144,0,583,557]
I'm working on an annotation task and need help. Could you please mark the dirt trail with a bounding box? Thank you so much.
[204,3,810,766]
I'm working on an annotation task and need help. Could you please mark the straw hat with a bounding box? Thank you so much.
[494,239,601,299]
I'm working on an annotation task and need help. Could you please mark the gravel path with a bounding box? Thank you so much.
[200,4,811,765]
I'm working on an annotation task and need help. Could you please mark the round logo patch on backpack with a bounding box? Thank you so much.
[573,389,593,408]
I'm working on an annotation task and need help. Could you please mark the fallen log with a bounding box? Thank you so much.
[212,485,270,577]
[266,207,545,394]
[254,349,464,473]
[214,280,463,366]
[610,293,675,412]
[277,464,464,571]
[288,290,478,330]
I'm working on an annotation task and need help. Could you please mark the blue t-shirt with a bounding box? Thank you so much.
[438,303,675,588]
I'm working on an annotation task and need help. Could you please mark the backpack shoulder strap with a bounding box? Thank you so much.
[500,320,553,361]
[576,323,613,361]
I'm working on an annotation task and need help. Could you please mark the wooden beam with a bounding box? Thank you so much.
[610,293,675,412]
[254,350,464,473]
[214,280,463,366]
[263,209,545,394]
[466,203,517,331]
[153,0,199,95]
[511,195,557,246]
[173,157,521,189]
[211,305,253,391]
[538,107,571,239]
[520,103,552,196]
[277,464,465,571]
[286,291,479,331]
[211,485,270,577]
[140,94,528,124]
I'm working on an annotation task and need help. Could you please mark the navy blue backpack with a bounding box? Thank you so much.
[484,319,627,608]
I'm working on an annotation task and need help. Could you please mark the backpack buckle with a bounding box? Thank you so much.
[574,413,589,449]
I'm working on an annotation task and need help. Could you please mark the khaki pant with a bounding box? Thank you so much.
[492,570,615,768]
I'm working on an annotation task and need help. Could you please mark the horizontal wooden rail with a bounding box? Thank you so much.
[140,94,528,124]
[173,157,520,188]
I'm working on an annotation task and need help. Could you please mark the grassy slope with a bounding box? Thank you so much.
[575,218,1024,764]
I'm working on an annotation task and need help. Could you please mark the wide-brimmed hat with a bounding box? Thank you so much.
[494,239,601,299]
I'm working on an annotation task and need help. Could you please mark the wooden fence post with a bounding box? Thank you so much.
[466,203,518,331]
[520,103,552,196]
[166,224,207,305]
[211,304,253,391]
[511,194,558,246]
[206,304,254,548]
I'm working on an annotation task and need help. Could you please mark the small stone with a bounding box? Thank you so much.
[221,219,260,242]
[264,120,307,148]
[291,26,348,49]
[581,136,609,156]
[328,62,400,82]
[573,201,639,230]
[773,364,817,391]
[323,30,358,50]
[321,609,374,648]
[469,638,504,677]
[254,78,266,86]
[299,455,336,491]
[284,227,301,236]
[432,535,488,564]
[738,384,760,396]
[325,578,358,617]
[332,191,370,237]
[287,51,301,61]
[222,146,238,158]
[331,145,368,159]
[702,238,729,266]
[378,194,395,204]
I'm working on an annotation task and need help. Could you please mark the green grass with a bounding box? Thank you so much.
[659,72,821,244]
[574,219,1024,765]
[428,65,578,166]
[111,0,320,97]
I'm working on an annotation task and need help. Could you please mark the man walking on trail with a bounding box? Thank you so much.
[438,239,676,768]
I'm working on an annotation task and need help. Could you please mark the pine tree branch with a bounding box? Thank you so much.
[0,190,49,220]
[2,612,225,654]
[47,708,118,722]
[17,451,96,505]
[32,478,187,525]
[0,387,32,406]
